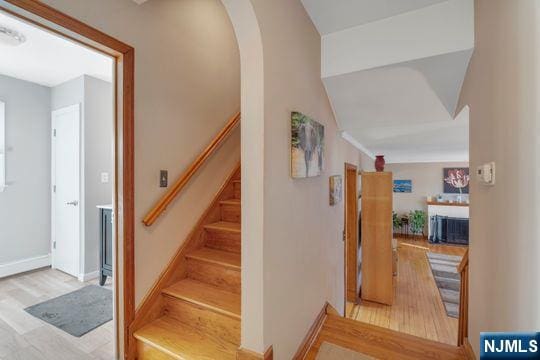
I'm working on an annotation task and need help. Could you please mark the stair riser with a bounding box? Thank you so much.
[220,203,241,223]
[205,229,241,253]
[137,341,176,360]
[163,295,241,345]
[233,182,241,199]
[187,258,241,294]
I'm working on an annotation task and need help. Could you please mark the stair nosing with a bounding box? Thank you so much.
[220,199,241,205]
[186,248,241,270]
[134,316,237,359]
[162,279,241,320]
[204,221,241,233]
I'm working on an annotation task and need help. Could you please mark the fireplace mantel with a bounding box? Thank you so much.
[427,201,469,207]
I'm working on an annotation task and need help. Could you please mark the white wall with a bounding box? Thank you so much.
[83,76,113,276]
[52,75,113,278]
[0,74,51,276]
[459,0,540,356]
[40,0,241,305]
[386,162,469,216]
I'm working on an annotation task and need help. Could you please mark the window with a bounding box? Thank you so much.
[0,100,4,192]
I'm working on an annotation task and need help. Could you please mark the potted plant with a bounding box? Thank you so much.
[409,210,427,236]
[392,212,402,234]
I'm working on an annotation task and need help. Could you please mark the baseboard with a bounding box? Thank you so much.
[292,302,330,360]
[0,254,51,279]
[78,270,100,282]
[462,338,476,359]
[237,346,273,360]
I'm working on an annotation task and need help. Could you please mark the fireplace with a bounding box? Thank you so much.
[429,215,469,245]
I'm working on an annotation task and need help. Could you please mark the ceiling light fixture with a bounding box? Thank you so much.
[0,25,26,46]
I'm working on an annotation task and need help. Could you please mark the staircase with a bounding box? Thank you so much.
[134,176,242,359]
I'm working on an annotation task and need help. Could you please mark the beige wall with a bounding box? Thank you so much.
[459,0,540,356]
[386,162,469,216]
[38,0,241,305]
[247,0,365,357]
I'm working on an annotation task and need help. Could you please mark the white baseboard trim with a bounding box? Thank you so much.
[78,270,100,282]
[0,254,51,279]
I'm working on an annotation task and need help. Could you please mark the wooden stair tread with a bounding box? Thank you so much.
[204,221,240,233]
[309,314,467,360]
[186,247,240,270]
[134,316,237,360]
[162,279,240,319]
[220,199,240,206]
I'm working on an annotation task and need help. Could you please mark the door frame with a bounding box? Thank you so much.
[51,103,82,277]
[344,163,359,308]
[0,1,136,358]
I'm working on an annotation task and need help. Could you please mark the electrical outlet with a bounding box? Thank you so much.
[160,170,168,188]
[101,172,109,183]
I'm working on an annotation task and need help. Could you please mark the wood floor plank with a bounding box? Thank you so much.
[0,268,114,359]
[350,237,465,346]
[306,315,467,360]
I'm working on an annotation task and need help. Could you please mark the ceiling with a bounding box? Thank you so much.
[0,10,113,87]
[301,0,448,35]
[304,0,473,163]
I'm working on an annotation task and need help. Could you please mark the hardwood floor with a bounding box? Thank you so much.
[0,267,114,360]
[348,237,467,346]
[306,314,468,360]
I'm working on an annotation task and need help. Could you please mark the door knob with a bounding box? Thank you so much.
[66,200,79,206]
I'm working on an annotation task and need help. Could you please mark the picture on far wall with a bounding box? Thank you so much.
[393,180,412,193]
[443,168,470,194]
[329,175,342,206]
[291,111,324,178]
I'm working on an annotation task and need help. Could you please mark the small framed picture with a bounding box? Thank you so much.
[329,175,343,206]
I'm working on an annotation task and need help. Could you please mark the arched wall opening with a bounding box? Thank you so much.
[220,0,266,354]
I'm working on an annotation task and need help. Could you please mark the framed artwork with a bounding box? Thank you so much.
[443,168,470,194]
[329,175,342,205]
[393,179,412,193]
[291,111,324,178]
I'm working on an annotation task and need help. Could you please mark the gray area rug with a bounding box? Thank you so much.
[25,285,112,337]
[426,252,462,318]
[316,342,376,360]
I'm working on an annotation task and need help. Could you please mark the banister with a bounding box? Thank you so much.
[457,248,469,346]
[457,248,469,273]
[142,112,240,226]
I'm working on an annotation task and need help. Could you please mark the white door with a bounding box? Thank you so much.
[52,104,80,277]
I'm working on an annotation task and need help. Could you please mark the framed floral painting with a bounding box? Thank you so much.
[443,168,470,194]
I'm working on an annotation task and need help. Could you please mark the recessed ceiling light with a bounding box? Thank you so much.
[0,25,26,46]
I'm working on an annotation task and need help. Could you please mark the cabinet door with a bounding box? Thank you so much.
[361,172,393,305]
[102,209,113,271]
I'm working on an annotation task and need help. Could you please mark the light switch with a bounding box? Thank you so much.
[101,172,109,183]
[160,170,168,188]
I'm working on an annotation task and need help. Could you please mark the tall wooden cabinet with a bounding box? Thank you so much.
[361,172,394,305]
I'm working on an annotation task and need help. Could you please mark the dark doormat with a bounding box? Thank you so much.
[25,285,112,337]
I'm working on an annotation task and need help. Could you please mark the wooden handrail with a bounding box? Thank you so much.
[457,248,469,273]
[457,248,469,346]
[142,112,240,226]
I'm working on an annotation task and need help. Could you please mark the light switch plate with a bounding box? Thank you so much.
[101,172,109,183]
[160,170,168,188]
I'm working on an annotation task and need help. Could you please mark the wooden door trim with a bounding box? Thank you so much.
[344,163,358,308]
[1,1,136,358]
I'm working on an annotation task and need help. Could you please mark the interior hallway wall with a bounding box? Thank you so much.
[246,0,368,357]
[386,161,469,216]
[0,74,51,276]
[458,0,540,355]
[51,75,113,279]
[40,0,241,305]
